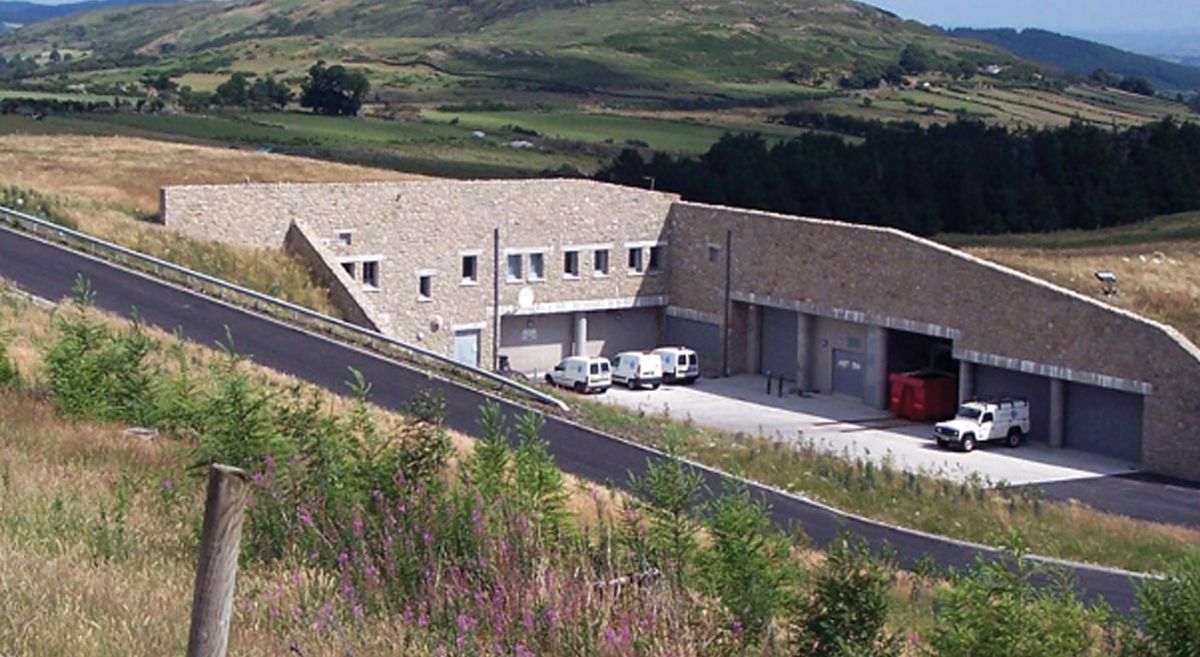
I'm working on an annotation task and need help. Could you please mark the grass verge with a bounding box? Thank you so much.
[568,394,1200,574]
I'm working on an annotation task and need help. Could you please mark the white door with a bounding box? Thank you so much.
[453,330,481,368]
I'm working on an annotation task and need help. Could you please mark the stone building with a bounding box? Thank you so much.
[161,179,1200,480]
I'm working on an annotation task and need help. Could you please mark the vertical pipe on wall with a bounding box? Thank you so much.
[492,227,500,371]
[721,228,733,377]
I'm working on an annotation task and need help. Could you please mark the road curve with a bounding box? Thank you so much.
[0,226,1144,612]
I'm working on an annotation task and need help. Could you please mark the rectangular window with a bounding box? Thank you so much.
[506,254,523,282]
[648,245,664,273]
[337,230,353,246]
[461,255,478,285]
[708,245,721,263]
[362,261,379,290]
[341,262,356,278]
[627,247,644,274]
[563,251,580,279]
[418,274,432,301]
[594,249,610,276]
[529,252,546,281]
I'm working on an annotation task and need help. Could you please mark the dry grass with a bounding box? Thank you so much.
[967,241,1200,347]
[0,290,636,656]
[0,135,424,315]
[0,134,420,216]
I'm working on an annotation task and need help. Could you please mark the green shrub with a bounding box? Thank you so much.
[513,411,567,536]
[927,557,1098,657]
[626,438,704,586]
[1138,553,1200,657]
[702,483,794,641]
[791,535,901,657]
[0,336,18,388]
[44,280,158,424]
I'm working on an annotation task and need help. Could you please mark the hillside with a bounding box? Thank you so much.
[0,0,1011,105]
[943,211,1200,347]
[951,28,1200,92]
[0,0,186,25]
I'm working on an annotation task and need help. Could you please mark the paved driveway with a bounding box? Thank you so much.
[599,375,1138,486]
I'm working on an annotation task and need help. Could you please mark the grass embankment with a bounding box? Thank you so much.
[6,285,1200,657]
[0,134,420,315]
[569,395,1200,574]
[944,211,1200,347]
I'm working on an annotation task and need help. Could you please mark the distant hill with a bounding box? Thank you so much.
[0,0,187,26]
[951,28,1200,92]
[0,0,1013,105]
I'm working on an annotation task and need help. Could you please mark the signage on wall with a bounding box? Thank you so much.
[522,328,538,342]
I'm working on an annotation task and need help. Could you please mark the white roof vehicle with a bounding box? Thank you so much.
[545,356,611,394]
[652,346,700,384]
[934,398,1031,452]
[611,351,664,390]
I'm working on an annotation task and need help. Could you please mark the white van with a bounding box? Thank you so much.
[545,356,611,394]
[934,398,1031,452]
[611,351,664,390]
[653,347,700,384]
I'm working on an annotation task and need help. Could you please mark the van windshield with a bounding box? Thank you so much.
[957,406,982,420]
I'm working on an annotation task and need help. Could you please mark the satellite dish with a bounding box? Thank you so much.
[517,287,535,310]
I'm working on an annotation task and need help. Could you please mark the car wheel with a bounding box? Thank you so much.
[574,382,585,393]
[544,374,553,385]
[627,379,637,390]
[961,435,976,453]
[651,383,661,390]
[1006,428,1023,448]
[936,439,948,449]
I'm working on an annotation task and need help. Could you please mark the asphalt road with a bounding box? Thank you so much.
[0,226,1147,612]
[1032,473,1200,530]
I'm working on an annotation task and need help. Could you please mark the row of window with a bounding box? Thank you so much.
[500,245,664,284]
[338,243,668,302]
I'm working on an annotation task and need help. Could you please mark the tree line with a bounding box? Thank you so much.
[598,118,1200,235]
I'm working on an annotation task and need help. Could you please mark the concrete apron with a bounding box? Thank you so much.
[598,374,1138,486]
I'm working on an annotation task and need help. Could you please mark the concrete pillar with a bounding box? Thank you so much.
[796,313,814,392]
[573,312,588,357]
[864,326,889,410]
[746,305,761,375]
[1049,378,1065,448]
[958,360,975,403]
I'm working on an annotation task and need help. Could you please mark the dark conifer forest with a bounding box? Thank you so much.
[598,118,1200,236]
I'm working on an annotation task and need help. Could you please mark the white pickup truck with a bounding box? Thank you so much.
[934,398,1030,452]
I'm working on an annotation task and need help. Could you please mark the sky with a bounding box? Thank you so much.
[868,0,1200,34]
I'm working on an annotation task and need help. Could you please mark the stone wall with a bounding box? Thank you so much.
[283,221,381,332]
[165,179,678,366]
[666,201,1200,479]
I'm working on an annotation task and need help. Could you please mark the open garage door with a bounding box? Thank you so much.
[760,307,799,380]
[975,366,1052,443]
[1065,383,1144,463]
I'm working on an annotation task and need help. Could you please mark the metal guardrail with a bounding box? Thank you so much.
[0,205,569,412]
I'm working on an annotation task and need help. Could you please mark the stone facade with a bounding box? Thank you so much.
[161,181,1200,480]
[164,180,678,367]
[666,202,1200,480]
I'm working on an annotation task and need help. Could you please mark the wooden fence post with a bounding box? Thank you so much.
[187,464,250,657]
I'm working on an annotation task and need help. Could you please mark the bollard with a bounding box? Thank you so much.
[766,371,773,395]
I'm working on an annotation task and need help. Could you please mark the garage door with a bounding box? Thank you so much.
[586,308,661,358]
[832,350,864,398]
[665,316,721,372]
[1065,383,1143,462]
[974,366,1051,443]
[760,307,799,380]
